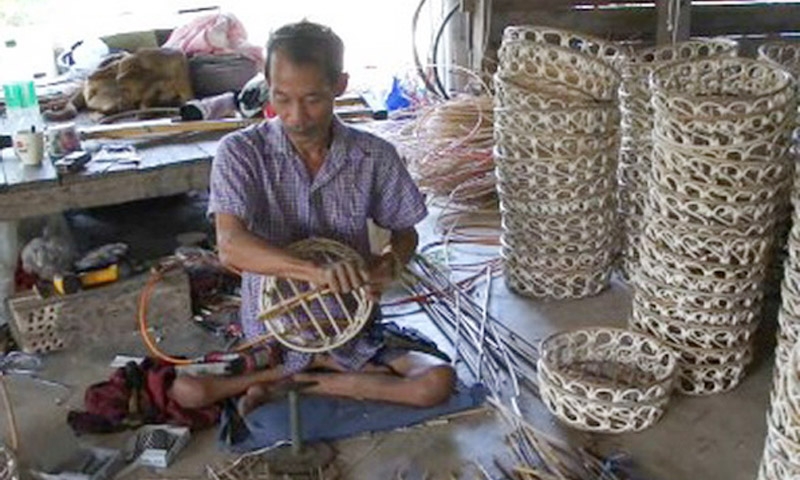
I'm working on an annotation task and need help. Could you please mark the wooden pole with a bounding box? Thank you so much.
[657,0,691,45]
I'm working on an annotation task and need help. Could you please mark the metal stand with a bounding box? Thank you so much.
[262,381,335,477]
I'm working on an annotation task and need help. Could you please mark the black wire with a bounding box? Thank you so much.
[412,0,442,98]
[432,3,460,100]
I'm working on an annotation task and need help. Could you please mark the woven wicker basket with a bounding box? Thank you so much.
[537,328,676,433]
[258,238,374,353]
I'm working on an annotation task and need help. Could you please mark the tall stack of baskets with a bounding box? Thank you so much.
[493,26,624,299]
[758,342,800,479]
[616,39,738,282]
[756,40,800,480]
[629,57,797,395]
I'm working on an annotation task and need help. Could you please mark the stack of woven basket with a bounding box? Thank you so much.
[629,57,797,396]
[616,39,738,282]
[493,26,624,299]
[758,40,800,381]
[756,40,800,480]
[758,341,800,479]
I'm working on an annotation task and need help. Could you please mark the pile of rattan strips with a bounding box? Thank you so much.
[629,56,797,396]
[493,25,625,299]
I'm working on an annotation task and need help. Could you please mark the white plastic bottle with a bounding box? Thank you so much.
[2,40,44,143]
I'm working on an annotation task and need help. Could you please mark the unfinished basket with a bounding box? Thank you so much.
[758,41,800,79]
[494,129,618,160]
[638,236,767,295]
[494,152,616,188]
[537,328,676,433]
[674,357,750,396]
[645,214,775,265]
[500,209,616,245]
[493,74,595,110]
[500,243,614,273]
[493,105,620,136]
[647,183,782,229]
[258,238,374,353]
[634,269,764,313]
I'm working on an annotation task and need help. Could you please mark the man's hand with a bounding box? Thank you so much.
[364,252,399,301]
[313,261,368,294]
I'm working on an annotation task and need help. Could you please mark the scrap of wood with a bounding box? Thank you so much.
[80,118,259,140]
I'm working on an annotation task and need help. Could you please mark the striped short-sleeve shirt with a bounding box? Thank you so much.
[208,117,427,372]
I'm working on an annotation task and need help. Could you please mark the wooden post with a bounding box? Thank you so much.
[466,0,491,72]
[657,0,691,45]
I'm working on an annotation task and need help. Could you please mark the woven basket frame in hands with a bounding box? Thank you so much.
[258,238,375,353]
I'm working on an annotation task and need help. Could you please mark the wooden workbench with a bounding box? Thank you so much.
[0,118,225,323]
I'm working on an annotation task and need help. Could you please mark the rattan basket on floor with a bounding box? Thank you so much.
[537,328,677,433]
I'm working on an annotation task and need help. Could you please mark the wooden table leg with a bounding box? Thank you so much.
[0,220,19,325]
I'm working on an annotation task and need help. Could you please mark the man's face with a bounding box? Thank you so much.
[268,50,345,145]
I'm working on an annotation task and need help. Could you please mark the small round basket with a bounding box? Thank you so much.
[537,327,677,433]
[258,238,374,353]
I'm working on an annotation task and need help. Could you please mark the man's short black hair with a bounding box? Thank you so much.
[266,21,344,85]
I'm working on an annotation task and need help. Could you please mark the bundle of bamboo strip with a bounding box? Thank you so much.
[401,256,638,479]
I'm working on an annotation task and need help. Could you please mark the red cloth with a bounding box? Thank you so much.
[68,358,219,434]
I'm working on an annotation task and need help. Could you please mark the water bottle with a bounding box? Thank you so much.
[2,40,44,142]
[4,81,44,136]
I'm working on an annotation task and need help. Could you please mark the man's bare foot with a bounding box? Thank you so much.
[237,383,273,417]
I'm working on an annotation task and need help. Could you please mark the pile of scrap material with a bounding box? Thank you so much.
[398,95,495,207]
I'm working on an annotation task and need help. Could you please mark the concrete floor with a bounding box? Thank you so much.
[3,193,779,480]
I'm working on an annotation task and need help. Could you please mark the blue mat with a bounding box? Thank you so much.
[219,383,487,452]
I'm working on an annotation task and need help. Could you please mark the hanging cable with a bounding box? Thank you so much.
[412,0,443,97]
[432,3,460,99]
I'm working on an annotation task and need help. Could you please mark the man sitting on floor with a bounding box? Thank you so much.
[167,20,455,415]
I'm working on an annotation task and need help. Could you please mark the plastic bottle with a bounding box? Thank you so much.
[4,81,44,134]
[2,40,45,142]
